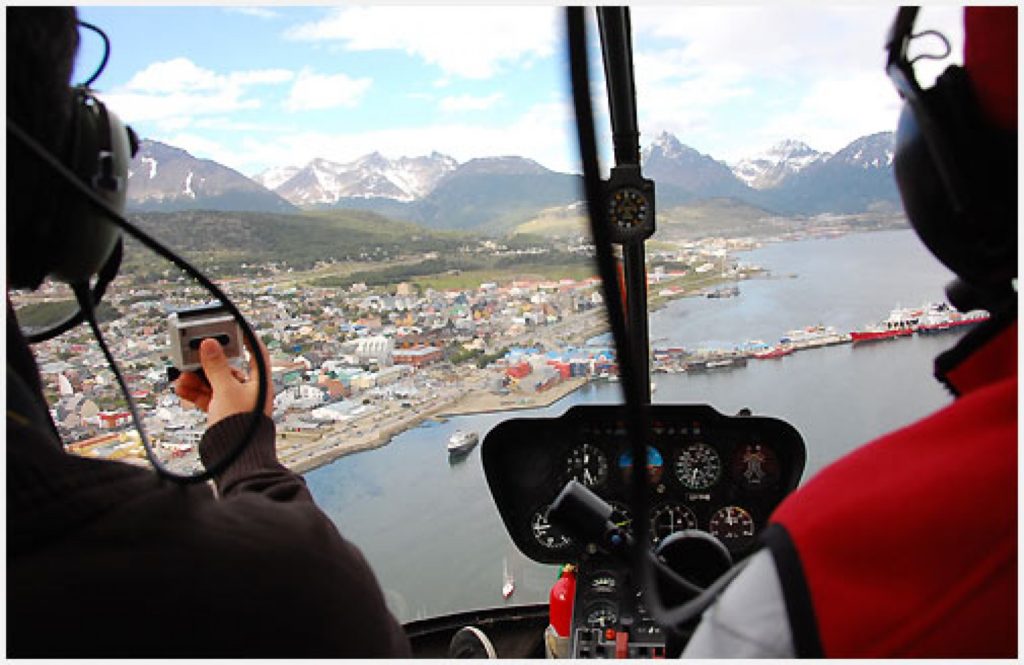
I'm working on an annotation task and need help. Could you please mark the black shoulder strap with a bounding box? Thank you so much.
[761,523,825,658]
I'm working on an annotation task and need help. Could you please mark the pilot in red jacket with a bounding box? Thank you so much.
[684,7,1017,658]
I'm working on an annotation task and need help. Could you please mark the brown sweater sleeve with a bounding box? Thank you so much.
[198,412,311,500]
[195,412,412,656]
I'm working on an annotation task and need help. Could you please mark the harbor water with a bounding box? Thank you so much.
[305,228,966,623]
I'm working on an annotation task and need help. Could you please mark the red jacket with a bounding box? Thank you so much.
[766,313,1017,657]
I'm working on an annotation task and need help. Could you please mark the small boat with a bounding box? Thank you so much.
[501,558,515,600]
[753,345,794,359]
[447,430,479,454]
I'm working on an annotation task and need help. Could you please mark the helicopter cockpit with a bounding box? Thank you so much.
[10,3,1008,659]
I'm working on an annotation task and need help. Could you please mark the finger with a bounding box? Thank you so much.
[175,371,210,398]
[245,334,272,384]
[175,379,212,412]
[199,337,236,393]
[244,335,275,415]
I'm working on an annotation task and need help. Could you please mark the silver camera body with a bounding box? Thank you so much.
[167,304,243,372]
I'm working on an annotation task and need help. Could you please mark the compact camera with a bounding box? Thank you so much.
[167,304,243,372]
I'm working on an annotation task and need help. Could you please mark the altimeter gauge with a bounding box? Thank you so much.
[565,442,609,488]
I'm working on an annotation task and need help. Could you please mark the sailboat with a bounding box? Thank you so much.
[501,558,515,600]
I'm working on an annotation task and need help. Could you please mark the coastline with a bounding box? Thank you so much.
[282,376,592,474]
[281,271,761,475]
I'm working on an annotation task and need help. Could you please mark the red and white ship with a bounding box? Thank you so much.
[914,302,990,334]
[850,307,919,343]
[752,345,794,359]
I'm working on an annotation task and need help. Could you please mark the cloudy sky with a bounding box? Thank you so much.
[75,5,963,178]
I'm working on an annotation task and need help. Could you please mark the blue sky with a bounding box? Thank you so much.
[74,5,963,178]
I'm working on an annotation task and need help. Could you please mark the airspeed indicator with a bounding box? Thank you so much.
[676,442,721,490]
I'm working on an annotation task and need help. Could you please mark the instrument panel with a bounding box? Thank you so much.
[483,404,806,564]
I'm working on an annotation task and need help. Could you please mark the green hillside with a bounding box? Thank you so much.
[514,205,589,238]
[121,209,465,277]
[657,198,783,239]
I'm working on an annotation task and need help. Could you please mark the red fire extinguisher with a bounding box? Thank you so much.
[546,564,576,658]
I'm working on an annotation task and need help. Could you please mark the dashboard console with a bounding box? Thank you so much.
[482,404,806,656]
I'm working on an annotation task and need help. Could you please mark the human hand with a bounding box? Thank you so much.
[175,336,273,427]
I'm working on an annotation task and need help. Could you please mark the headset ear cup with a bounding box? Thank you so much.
[893,65,1017,295]
[49,89,127,285]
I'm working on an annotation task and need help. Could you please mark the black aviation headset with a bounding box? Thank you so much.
[886,6,1017,312]
[10,19,137,342]
[7,19,268,484]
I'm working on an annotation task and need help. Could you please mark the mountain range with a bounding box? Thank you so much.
[126,130,901,233]
[127,140,295,213]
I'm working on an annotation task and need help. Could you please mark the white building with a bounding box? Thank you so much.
[274,384,327,411]
[355,335,394,367]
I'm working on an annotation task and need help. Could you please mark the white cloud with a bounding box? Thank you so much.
[756,73,903,156]
[628,5,963,161]
[224,7,280,21]
[164,132,237,166]
[100,89,260,125]
[439,93,504,112]
[285,6,560,79]
[284,69,372,111]
[124,58,222,94]
[101,57,293,126]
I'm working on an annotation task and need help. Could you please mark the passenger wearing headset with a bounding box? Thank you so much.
[683,6,1016,658]
[6,8,410,657]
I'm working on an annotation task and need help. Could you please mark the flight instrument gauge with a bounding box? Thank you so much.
[709,506,755,551]
[608,501,633,536]
[588,572,618,594]
[675,442,722,490]
[531,506,572,551]
[608,188,649,230]
[605,165,655,243]
[618,445,664,485]
[650,503,698,544]
[731,443,780,491]
[565,442,609,488]
[584,601,619,629]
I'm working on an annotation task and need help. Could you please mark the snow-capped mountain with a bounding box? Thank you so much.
[256,151,458,207]
[828,132,895,170]
[759,132,899,214]
[253,165,300,191]
[637,130,899,215]
[641,131,751,199]
[127,140,295,213]
[731,140,827,190]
